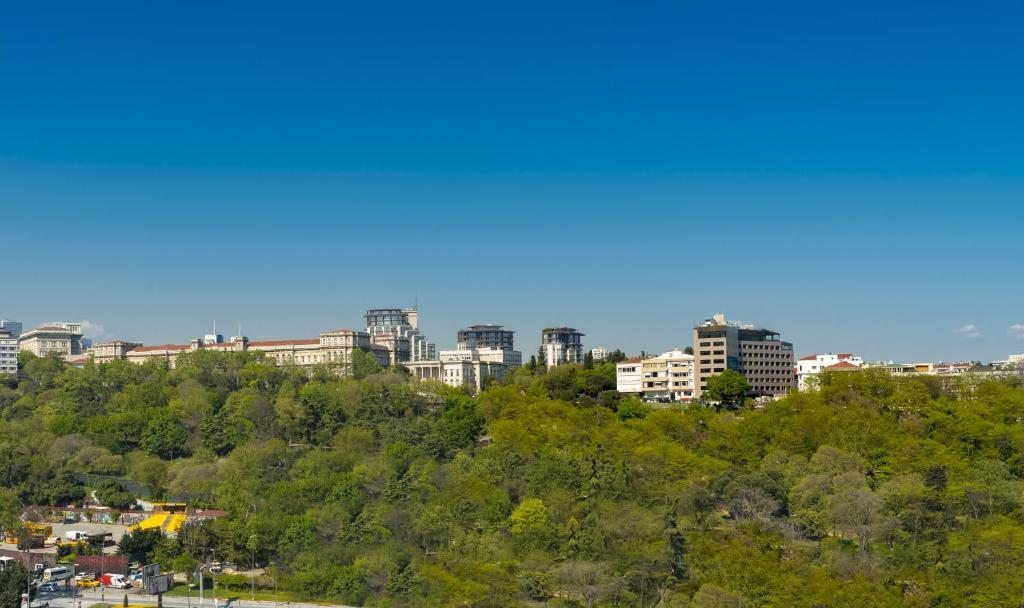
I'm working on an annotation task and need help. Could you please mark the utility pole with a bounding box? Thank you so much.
[22,528,30,608]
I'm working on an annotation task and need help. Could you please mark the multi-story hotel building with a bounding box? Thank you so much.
[18,322,85,360]
[0,327,18,376]
[541,327,584,367]
[693,314,795,400]
[365,308,436,363]
[616,349,696,402]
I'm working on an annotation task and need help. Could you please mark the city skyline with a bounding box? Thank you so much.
[4,2,1024,362]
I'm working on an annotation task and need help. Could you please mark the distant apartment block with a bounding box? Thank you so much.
[864,360,979,376]
[18,322,84,360]
[0,327,17,376]
[0,320,22,339]
[616,349,695,402]
[542,327,584,367]
[590,347,608,361]
[796,353,864,390]
[693,314,795,400]
[365,308,436,363]
[457,324,515,351]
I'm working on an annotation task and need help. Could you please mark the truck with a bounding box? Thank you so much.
[63,531,89,542]
[4,523,54,548]
[100,573,130,589]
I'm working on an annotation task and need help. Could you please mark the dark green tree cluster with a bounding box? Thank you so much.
[3,351,1024,606]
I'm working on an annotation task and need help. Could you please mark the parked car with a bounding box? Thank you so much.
[38,582,60,593]
[78,578,100,589]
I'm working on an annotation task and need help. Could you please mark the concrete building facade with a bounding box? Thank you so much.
[17,322,84,360]
[365,308,436,363]
[91,340,144,365]
[542,327,584,367]
[693,314,795,400]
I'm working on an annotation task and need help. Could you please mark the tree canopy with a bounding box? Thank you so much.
[3,352,1024,606]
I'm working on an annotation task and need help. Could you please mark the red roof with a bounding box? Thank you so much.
[799,354,820,361]
[827,361,860,370]
[129,344,190,353]
[249,338,320,347]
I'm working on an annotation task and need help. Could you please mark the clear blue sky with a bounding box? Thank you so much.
[2,1,1023,362]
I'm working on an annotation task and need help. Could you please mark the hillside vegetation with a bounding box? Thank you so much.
[2,351,1024,607]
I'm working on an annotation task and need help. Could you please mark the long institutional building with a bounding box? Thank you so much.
[0,310,528,394]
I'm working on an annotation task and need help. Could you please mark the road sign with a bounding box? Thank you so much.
[146,573,173,594]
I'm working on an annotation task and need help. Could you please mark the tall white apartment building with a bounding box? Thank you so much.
[616,349,696,402]
[0,327,18,376]
[796,353,864,390]
[541,327,584,367]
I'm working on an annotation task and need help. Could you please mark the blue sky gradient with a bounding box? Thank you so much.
[2,1,1023,361]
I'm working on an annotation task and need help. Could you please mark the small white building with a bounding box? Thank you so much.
[616,349,696,403]
[0,327,17,376]
[616,358,643,394]
[590,347,608,361]
[797,353,864,390]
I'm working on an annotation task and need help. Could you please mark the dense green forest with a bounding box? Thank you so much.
[2,351,1024,607]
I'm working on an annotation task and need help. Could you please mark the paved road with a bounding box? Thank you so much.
[34,588,358,608]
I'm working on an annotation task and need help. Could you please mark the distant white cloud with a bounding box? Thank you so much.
[954,324,982,338]
[1010,324,1024,339]
[81,320,110,340]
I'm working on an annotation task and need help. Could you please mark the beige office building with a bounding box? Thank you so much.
[693,313,795,400]
[18,322,84,360]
